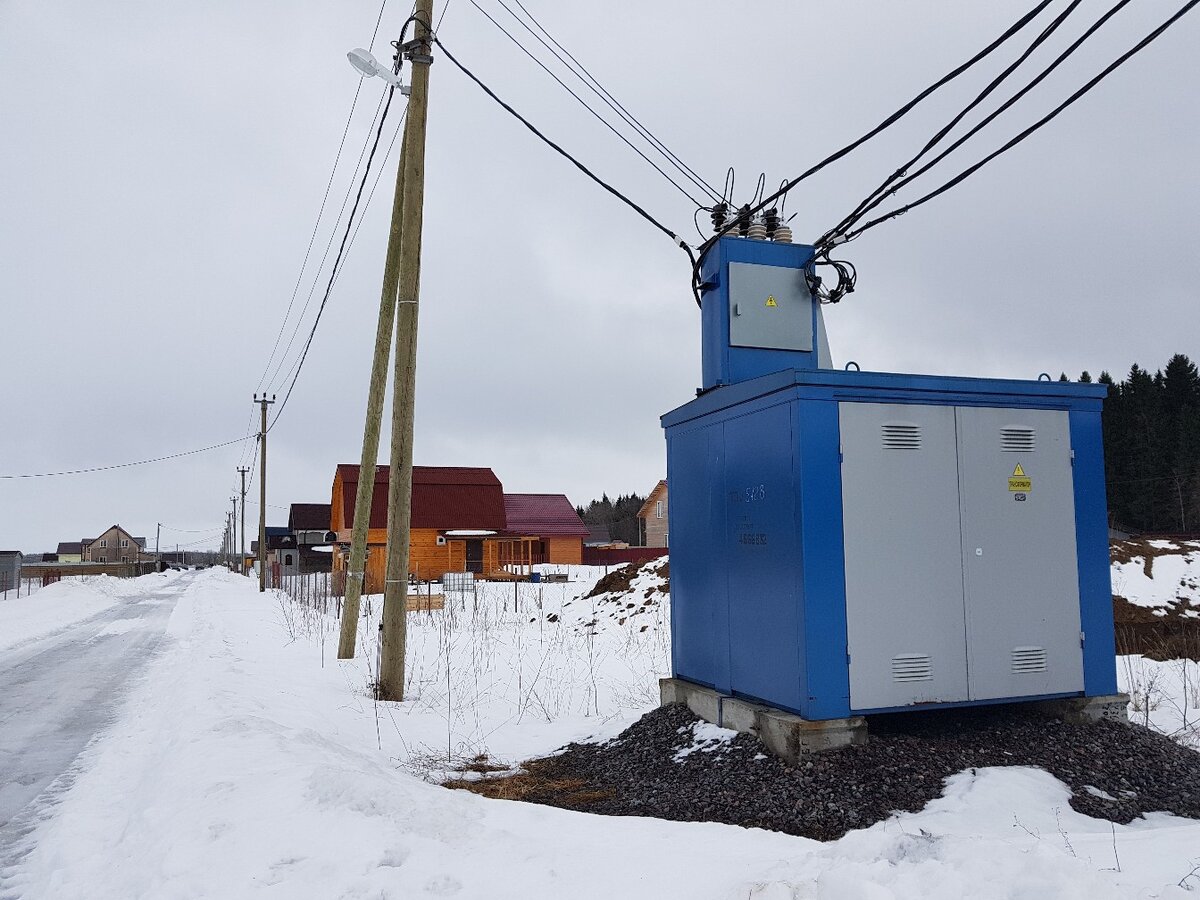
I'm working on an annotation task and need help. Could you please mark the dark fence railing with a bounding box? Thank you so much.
[581,546,668,567]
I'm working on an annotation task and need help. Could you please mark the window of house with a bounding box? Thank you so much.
[121,539,129,549]
[656,500,664,519]
[98,555,106,563]
[99,539,107,548]
[664,531,668,547]
[122,556,130,563]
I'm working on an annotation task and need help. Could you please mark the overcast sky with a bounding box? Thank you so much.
[2,1,1198,553]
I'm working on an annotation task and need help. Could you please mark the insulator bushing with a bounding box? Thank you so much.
[773,224,793,243]
[747,219,767,240]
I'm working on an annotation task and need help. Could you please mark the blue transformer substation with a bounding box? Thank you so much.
[662,236,1117,720]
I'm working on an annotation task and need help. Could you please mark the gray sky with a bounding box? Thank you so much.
[2,1,1198,553]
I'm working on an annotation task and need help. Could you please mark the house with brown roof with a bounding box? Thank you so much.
[82,525,148,563]
[331,465,522,591]
[637,480,669,548]
[55,541,83,563]
[503,494,589,564]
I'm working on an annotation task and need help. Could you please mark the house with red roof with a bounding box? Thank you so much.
[503,493,590,565]
[331,465,517,591]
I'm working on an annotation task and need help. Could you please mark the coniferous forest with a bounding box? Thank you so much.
[1095,353,1200,534]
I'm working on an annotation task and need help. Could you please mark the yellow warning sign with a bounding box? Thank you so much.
[1008,462,1032,492]
[765,295,778,307]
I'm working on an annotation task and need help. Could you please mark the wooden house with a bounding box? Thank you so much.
[332,465,523,592]
[637,479,669,548]
[82,525,148,563]
[502,494,589,564]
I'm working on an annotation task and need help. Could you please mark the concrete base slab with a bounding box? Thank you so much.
[660,677,866,765]
[1028,693,1131,725]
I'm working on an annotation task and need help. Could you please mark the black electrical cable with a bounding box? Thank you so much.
[493,0,722,205]
[821,0,1085,249]
[0,436,251,479]
[431,35,700,303]
[818,0,1134,252]
[253,0,394,398]
[270,85,399,430]
[688,0,1054,295]
[840,0,1199,245]
[467,0,711,208]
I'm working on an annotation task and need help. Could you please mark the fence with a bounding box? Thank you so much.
[581,546,668,567]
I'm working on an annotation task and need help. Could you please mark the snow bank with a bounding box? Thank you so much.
[9,565,1200,898]
[0,570,180,652]
[1119,654,1200,749]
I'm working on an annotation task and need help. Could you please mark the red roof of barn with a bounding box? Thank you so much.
[503,493,589,538]
[335,465,506,531]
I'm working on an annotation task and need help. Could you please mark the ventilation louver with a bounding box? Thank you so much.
[881,423,922,450]
[891,653,933,682]
[1011,646,1048,674]
[1001,426,1036,452]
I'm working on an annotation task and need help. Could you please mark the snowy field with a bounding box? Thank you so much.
[3,564,1200,898]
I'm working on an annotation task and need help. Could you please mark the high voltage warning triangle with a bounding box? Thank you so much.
[1012,463,1025,477]
[765,295,777,307]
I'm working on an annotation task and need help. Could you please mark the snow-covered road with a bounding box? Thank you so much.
[0,576,181,874]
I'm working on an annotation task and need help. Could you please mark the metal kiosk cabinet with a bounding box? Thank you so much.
[662,369,1118,721]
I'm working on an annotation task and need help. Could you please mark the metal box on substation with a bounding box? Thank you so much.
[662,236,1117,720]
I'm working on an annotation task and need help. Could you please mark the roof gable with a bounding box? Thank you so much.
[336,465,506,531]
[503,494,589,537]
[636,480,668,519]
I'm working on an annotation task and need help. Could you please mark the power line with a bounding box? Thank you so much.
[254,0,394,397]
[474,0,720,206]
[838,0,1200,245]
[820,0,1087,249]
[269,84,402,430]
[820,0,1136,251]
[264,89,391,396]
[508,0,719,204]
[687,0,1054,288]
[432,34,697,278]
[0,436,251,480]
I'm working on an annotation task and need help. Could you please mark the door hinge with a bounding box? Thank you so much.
[1080,630,1086,647]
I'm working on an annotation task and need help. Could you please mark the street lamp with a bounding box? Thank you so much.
[347,48,410,94]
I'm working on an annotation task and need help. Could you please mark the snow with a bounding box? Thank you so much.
[5,563,1200,898]
[673,720,740,761]
[1112,540,1200,614]
[1118,654,1200,749]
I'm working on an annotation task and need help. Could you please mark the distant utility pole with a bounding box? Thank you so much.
[336,134,413,659]
[254,394,275,592]
[155,523,161,567]
[238,466,249,575]
[378,0,435,702]
[230,497,238,569]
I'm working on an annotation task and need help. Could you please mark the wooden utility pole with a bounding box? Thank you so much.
[337,125,412,660]
[238,466,249,575]
[155,523,161,567]
[254,394,275,591]
[378,0,434,701]
[230,497,238,569]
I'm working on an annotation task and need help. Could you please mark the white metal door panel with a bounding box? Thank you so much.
[840,403,969,710]
[956,407,1084,700]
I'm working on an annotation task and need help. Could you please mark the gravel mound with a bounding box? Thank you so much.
[455,703,1200,841]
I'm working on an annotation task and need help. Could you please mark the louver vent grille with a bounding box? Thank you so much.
[1012,646,1048,674]
[1001,427,1036,452]
[891,654,933,683]
[882,423,922,450]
